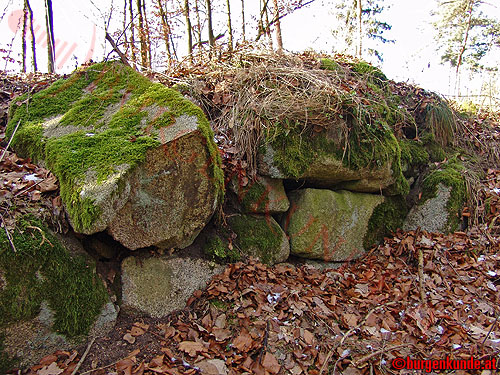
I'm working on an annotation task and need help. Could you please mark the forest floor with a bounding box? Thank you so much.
[2,70,500,375]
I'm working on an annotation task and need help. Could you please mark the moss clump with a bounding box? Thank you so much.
[400,139,430,172]
[239,180,269,213]
[204,236,241,263]
[364,196,408,249]
[420,158,467,232]
[7,61,224,232]
[0,216,108,337]
[351,61,388,84]
[319,58,341,71]
[228,215,283,265]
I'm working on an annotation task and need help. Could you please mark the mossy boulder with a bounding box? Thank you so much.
[285,189,384,261]
[230,175,289,214]
[227,214,290,264]
[258,120,407,195]
[404,159,467,233]
[121,256,223,318]
[0,217,112,370]
[7,61,223,250]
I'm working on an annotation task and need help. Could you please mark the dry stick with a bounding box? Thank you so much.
[105,32,131,67]
[352,344,411,367]
[414,228,427,304]
[482,313,500,348]
[26,225,53,247]
[0,119,21,163]
[0,214,16,253]
[13,178,45,197]
[70,337,95,375]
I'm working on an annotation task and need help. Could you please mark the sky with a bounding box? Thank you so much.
[0,0,499,97]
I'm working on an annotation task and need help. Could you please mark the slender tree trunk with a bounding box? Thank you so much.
[272,0,283,53]
[142,0,152,68]
[136,0,149,68]
[184,0,193,60]
[129,0,137,63]
[206,0,215,49]
[264,0,273,48]
[22,0,28,72]
[357,0,362,58]
[226,0,233,51]
[194,0,202,45]
[241,0,246,41]
[156,0,172,65]
[45,0,55,73]
[455,0,474,97]
[123,0,129,54]
[26,0,37,71]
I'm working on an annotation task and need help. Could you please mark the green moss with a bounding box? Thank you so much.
[364,195,408,248]
[351,61,388,84]
[204,236,241,263]
[7,61,224,232]
[320,58,341,71]
[400,139,430,171]
[0,216,108,337]
[239,180,269,213]
[228,215,283,265]
[421,159,467,232]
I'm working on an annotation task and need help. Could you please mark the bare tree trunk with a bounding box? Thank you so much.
[136,0,149,68]
[123,0,129,54]
[22,0,28,72]
[264,0,273,48]
[26,0,37,71]
[206,0,215,49]
[241,0,246,41]
[184,0,193,60]
[141,0,152,68]
[129,0,137,63]
[272,0,283,53]
[45,0,55,73]
[194,0,202,45]
[455,0,474,97]
[357,0,362,58]
[156,0,172,65]
[226,0,233,51]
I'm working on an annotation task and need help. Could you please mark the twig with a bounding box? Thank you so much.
[70,337,95,375]
[27,225,53,247]
[352,344,410,367]
[0,214,16,253]
[105,32,131,67]
[13,178,45,197]
[414,228,427,304]
[259,319,270,364]
[0,120,21,163]
[482,313,500,347]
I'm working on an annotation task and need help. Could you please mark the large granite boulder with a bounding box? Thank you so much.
[285,189,384,261]
[0,217,114,370]
[121,256,223,318]
[7,61,223,250]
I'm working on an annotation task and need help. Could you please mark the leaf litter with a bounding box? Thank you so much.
[1,65,500,374]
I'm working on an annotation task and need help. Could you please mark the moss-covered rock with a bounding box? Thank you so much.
[7,61,223,250]
[0,216,110,370]
[258,117,408,196]
[231,175,289,214]
[404,159,467,233]
[285,189,384,261]
[121,256,223,318]
[227,214,290,265]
